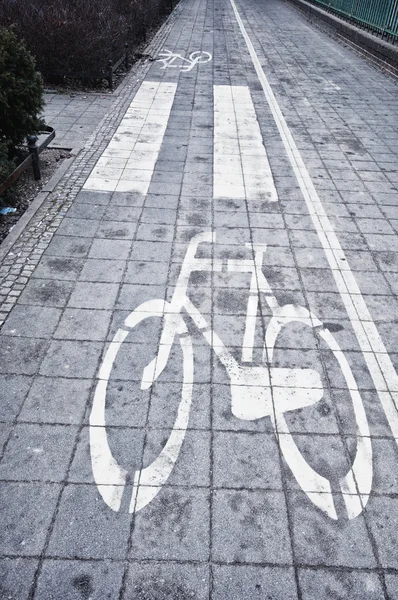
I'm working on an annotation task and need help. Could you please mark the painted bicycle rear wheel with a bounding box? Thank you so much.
[266,303,372,520]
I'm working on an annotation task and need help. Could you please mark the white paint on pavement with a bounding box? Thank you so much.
[130,332,194,513]
[157,49,212,72]
[84,81,177,193]
[230,0,397,502]
[90,299,194,513]
[213,85,278,201]
[91,231,372,519]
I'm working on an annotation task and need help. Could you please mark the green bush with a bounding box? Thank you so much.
[0,27,45,151]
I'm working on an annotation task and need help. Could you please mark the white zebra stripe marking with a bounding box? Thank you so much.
[84,81,177,193]
[213,85,278,202]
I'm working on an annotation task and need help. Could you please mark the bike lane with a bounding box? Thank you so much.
[1,0,398,597]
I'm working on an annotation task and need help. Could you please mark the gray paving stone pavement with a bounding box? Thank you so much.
[43,92,114,150]
[1,0,398,597]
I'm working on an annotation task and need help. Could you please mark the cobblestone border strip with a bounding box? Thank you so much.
[0,0,186,328]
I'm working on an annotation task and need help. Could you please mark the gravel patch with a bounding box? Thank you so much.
[0,149,70,245]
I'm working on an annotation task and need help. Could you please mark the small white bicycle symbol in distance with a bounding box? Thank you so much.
[90,232,372,521]
[156,49,212,72]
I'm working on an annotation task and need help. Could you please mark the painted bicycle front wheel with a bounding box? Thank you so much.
[89,299,194,513]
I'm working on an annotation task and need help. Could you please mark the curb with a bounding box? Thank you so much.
[0,148,79,263]
[286,0,398,78]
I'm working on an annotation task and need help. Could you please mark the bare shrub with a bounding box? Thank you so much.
[0,0,171,78]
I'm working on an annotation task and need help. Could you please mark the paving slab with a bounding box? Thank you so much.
[1,0,398,597]
[43,92,114,150]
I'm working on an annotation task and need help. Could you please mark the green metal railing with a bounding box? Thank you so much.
[308,0,398,44]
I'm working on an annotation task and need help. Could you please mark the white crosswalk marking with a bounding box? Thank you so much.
[84,81,177,193]
[213,85,278,202]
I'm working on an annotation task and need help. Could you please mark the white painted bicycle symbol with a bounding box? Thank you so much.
[156,49,212,72]
[90,231,372,520]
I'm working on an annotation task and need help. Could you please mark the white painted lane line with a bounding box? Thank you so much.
[214,86,245,198]
[213,85,278,201]
[229,0,398,442]
[84,81,177,193]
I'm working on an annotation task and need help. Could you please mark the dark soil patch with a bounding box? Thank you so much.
[43,33,158,94]
[0,148,70,245]
[43,62,132,95]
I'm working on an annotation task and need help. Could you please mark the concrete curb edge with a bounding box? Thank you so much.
[0,149,79,263]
